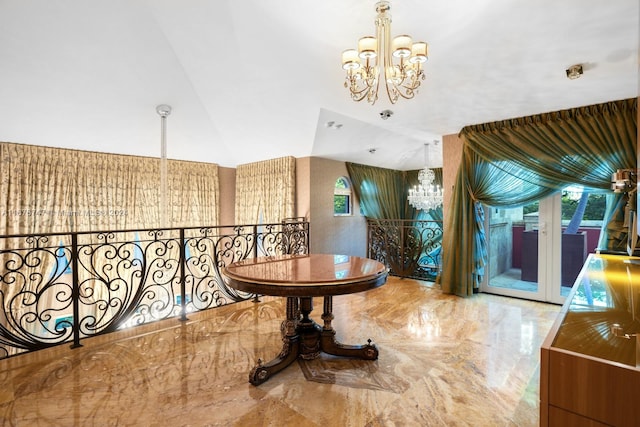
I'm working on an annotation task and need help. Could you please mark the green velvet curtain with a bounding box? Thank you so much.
[346,162,443,220]
[441,98,637,297]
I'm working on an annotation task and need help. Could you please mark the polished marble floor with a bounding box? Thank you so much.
[0,277,561,427]
[489,269,572,297]
[490,268,538,292]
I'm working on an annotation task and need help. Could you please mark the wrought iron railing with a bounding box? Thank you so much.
[367,219,443,280]
[0,219,309,359]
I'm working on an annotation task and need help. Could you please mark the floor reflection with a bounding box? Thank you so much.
[0,277,560,427]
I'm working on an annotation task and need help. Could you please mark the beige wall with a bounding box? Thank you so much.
[295,157,311,220]
[442,133,464,230]
[218,166,236,226]
[308,157,367,257]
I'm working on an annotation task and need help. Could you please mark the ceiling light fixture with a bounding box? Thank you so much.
[341,1,428,105]
[408,142,443,211]
[565,64,583,80]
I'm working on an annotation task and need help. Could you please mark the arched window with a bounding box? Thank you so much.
[334,176,352,216]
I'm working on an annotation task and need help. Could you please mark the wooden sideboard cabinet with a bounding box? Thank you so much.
[540,254,640,427]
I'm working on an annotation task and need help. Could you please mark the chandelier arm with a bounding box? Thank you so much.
[344,62,379,102]
[364,59,380,104]
[384,75,400,104]
[346,82,374,102]
[399,71,424,91]
[387,63,424,101]
[395,88,416,100]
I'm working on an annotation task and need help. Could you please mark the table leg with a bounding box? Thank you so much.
[250,295,379,385]
[319,296,379,360]
[249,297,301,385]
[297,297,322,359]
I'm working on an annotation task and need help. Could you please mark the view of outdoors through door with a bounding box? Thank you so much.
[483,186,606,303]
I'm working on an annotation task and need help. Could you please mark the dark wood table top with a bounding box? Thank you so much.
[223,254,388,297]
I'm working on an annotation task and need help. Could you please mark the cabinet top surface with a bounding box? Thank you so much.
[552,253,640,368]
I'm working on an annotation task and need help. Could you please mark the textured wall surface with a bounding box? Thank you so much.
[308,157,367,257]
[442,133,464,231]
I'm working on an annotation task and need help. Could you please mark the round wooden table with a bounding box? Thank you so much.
[223,254,388,385]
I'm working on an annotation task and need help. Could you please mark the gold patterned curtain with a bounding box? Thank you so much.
[73,152,148,231]
[0,142,220,319]
[0,143,220,234]
[1,144,78,235]
[235,156,295,224]
[167,159,219,228]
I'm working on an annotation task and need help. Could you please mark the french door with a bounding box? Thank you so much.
[480,193,566,304]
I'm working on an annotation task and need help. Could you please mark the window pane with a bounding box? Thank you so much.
[334,195,349,214]
[335,177,348,189]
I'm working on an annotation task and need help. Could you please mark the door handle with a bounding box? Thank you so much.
[540,222,547,235]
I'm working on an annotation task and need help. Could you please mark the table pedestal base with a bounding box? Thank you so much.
[249,296,378,385]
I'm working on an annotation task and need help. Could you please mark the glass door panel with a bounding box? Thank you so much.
[559,186,605,298]
[482,187,605,304]
[482,202,546,301]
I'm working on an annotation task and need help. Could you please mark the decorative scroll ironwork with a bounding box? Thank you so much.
[366,219,442,281]
[0,220,309,359]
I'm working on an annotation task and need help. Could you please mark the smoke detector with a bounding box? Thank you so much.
[379,109,393,120]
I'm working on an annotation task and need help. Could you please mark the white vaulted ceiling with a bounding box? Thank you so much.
[0,0,637,170]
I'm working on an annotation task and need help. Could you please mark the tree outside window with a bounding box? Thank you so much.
[334,177,352,216]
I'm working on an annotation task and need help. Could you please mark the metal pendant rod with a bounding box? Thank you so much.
[156,104,172,228]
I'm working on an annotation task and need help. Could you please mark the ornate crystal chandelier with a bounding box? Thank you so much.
[408,143,443,211]
[341,1,428,105]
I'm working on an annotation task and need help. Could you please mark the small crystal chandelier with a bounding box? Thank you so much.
[341,1,428,105]
[408,142,443,211]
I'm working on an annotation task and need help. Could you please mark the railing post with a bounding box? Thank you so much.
[252,224,258,259]
[366,219,371,259]
[70,233,82,349]
[252,224,261,302]
[179,228,188,321]
[398,220,404,276]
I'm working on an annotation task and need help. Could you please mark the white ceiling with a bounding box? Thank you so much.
[0,0,638,170]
